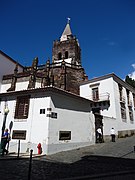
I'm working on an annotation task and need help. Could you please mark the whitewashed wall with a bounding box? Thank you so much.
[0,94,51,154]
[80,77,117,118]
[1,83,11,93]
[15,81,29,91]
[80,76,135,138]
[29,95,51,154]
[1,80,29,93]
[35,82,41,88]
[102,116,118,135]
[0,98,31,153]
[47,93,95,155]
[1,79,41,93]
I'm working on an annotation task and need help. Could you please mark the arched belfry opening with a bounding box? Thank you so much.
[58,52,62,60]
[65,51,68,59]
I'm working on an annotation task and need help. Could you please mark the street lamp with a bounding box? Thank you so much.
[1,107,9,138]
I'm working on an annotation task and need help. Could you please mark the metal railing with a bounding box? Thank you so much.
[86,92,110,102]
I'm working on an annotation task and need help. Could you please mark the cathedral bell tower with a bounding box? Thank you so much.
[52,19,81,66]
[50,19,88,95]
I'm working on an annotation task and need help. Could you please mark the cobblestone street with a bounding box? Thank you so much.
[1,155,135,180]
[0,136,135,180]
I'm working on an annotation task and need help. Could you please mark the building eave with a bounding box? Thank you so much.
[0,86,93,103]
[81,73,135,93]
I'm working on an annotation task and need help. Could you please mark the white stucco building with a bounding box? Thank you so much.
[0,21,96,155]
[0,86,95,155]
[80,73,135,140]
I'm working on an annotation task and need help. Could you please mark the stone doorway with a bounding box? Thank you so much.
[94,113,104,143]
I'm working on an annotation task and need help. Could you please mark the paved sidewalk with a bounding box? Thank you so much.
[0,135,135,162]
[45,135,135,163]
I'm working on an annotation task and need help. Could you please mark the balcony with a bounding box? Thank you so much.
[91,93,110,102]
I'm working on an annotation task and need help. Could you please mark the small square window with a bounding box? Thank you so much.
[59,131,71,140]
[46,114,52,117]
[40,109,45,114]
[51,112,57,118]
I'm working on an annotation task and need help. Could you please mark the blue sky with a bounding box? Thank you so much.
[1,0,135,80]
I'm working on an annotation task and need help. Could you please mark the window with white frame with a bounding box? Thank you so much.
[126,89,130,104]
[90,83,100,101]
[121,103,126,120]
[92,87,99,101]
[119,84,123,102]
[129,106,134,122]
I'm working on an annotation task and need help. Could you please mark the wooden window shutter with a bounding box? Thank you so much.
[15,95,30,119]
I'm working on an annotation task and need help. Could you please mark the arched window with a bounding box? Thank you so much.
[65,51,68,59]
[58,52,62,60]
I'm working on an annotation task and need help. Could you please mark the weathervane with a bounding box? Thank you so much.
[67,17,71,24]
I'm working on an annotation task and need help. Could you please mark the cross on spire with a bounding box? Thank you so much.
[67,17,71,24]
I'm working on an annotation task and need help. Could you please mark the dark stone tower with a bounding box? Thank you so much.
[52,21,81,65]
[49,20,88,94]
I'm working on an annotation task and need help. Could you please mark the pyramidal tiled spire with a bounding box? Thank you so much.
[60,18,72,41]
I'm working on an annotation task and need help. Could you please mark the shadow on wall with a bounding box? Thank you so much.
[51,94,90,112]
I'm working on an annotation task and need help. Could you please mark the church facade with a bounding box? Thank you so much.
[0,21,94,155]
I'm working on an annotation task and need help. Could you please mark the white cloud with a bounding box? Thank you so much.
[129,64,135,80]
[132,64,135,69]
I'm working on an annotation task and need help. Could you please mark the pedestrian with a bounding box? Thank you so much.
[110,127,115,142]
[1,128,10,155]
[97,127,102,143]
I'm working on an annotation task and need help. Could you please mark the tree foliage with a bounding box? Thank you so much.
[125,75,135,88]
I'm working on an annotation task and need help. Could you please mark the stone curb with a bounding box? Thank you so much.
[0,153,46,160]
